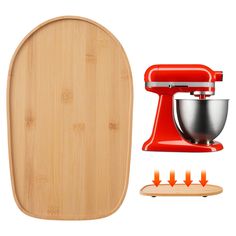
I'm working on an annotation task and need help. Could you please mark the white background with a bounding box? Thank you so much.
[0,0,235,235]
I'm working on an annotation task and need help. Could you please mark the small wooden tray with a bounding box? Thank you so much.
[140,184,223,197]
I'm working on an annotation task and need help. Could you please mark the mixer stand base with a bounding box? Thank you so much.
[142,140,223,152]
[140,184,223,197]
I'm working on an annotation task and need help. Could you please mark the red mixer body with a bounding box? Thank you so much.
[143,64,223,152]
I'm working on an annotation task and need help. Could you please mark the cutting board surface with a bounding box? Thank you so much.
[7,16,132,219]
[140,184,223,197]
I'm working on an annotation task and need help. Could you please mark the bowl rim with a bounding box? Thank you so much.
[175,99,229,102]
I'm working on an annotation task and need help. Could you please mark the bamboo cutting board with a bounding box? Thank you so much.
[7,16,132,220]
[140,184,223,197]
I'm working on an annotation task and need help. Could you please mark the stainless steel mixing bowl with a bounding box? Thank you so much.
[176,99,229,144]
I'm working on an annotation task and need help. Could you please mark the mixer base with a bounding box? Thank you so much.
[140,184,223,197]
[142,140,223,152]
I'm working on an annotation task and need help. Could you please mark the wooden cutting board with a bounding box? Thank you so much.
[7,16,132,220]
[140,184,223,197]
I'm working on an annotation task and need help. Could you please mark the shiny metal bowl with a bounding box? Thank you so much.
[176,99,229,144]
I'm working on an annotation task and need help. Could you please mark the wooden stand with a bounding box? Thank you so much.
[140,184,223,197]
[7,16,132,220]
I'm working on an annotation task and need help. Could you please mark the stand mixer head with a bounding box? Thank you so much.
[143,64,228,152]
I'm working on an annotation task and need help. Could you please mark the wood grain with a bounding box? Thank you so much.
[140,184,223,197]
[7,16,133,220]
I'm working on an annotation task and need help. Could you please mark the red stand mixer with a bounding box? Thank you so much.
[143,64,228,152]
